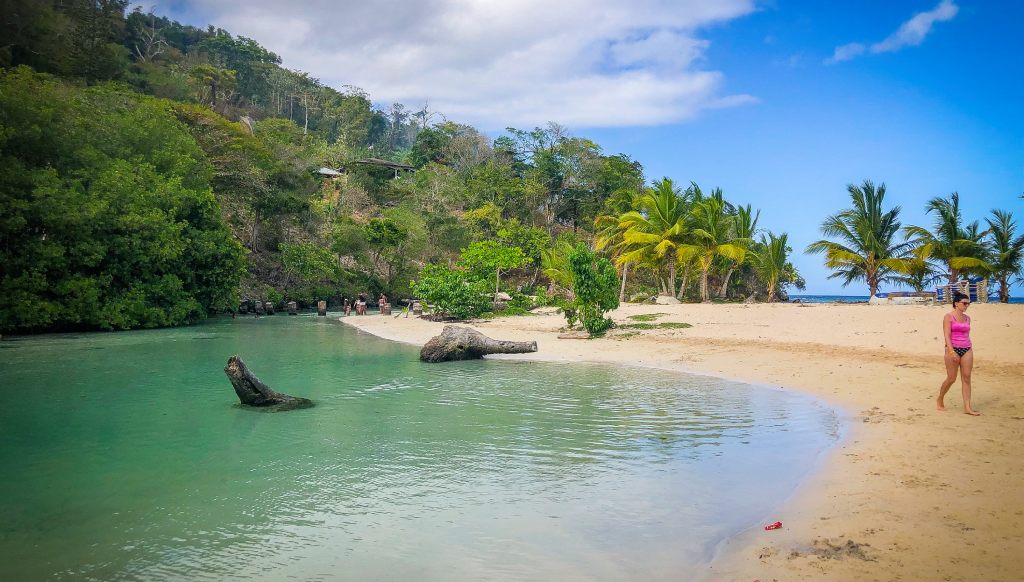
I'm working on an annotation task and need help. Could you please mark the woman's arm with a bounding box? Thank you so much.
[942,313,955,356]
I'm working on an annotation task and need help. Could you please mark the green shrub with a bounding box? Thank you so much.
[411,264,491,320]
[567,244,620,336]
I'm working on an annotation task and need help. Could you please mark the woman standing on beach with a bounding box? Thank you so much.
[938,292,979,415]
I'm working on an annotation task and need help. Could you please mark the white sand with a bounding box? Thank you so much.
[341,302,1024,580]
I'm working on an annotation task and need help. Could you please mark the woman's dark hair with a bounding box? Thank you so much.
[952,291,969,304]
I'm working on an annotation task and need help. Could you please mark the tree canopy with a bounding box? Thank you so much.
[0,67,244,332]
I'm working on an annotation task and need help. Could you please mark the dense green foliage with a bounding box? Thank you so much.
[280,243,342,304]
[458,240,529,296]
[411,264,492,320]
[566,244,620,335]
[0,67,244,331]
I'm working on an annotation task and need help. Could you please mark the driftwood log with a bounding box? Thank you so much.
[420,325,538,363]
[224,355,313,410]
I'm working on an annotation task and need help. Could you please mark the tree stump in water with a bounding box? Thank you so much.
[224,356,313,410]
[317,300,327,316]
[420,325,538,363]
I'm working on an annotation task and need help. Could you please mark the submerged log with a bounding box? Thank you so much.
[224,355,313,410]
[420,325,538,363]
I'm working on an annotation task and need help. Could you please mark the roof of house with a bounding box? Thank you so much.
[350,158,415,171]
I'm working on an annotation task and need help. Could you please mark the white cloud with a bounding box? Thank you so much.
[825,42,866,65]
[871,0,959,54]
[153,0,758,129]
[825,0,958,65]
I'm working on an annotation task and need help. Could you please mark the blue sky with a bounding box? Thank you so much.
[586,1,1023,294]
[145,0,1023,295]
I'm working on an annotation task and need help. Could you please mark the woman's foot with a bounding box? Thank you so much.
[964,409,980,416]
[936,397,946,411]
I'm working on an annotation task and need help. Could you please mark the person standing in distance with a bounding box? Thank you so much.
[937,291,979,416]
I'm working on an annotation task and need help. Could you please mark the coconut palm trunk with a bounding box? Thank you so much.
[700,268,710,303]
[718,265,735,298]
[619,262,629,302]
[676,263,691,300]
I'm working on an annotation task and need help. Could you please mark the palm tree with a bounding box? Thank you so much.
[752,231,790,302]
[717,204,760,298]
[903,192,990,285]
[617,178,691,297]
[681,195,747,303]
[541,239,575,298]
[985,209,1024,302]
[594,188,643,302]
[891,248,944,292]
[806,180,910,297]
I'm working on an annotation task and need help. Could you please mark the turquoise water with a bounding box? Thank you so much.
[0,316,840,580]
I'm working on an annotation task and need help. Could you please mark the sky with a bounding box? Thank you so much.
[142,0,1023,295]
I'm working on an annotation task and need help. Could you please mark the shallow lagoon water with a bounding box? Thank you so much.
[0,315,840,580]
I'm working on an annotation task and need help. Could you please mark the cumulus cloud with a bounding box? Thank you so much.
[825,0,958,65]
[152,0,758,129]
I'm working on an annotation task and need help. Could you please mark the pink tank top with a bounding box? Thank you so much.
[950,314,971,348]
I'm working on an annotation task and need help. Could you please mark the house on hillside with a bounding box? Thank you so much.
[316,158,415,180]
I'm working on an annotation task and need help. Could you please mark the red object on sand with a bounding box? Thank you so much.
[764,521,783,531]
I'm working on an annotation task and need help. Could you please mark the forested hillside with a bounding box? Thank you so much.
[0,1,803,333]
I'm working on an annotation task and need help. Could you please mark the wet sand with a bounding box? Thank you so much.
[341,302,1024,580]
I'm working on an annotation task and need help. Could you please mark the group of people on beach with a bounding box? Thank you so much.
[938,291,979,416]
[341,293,388,316]
[342,294,367,316]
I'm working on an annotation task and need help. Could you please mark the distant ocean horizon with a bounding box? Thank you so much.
[791,294,1024,305]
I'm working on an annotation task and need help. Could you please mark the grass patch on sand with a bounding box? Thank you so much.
[618,322,692,330]
[626,312,669,322]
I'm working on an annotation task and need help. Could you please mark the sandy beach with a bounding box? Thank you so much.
[341,302,1024,581]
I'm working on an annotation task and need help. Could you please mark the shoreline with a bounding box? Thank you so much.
[340,302,1024,580]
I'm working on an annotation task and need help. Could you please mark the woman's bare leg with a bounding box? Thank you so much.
[937,353,960,411]
[959,350,979,415]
